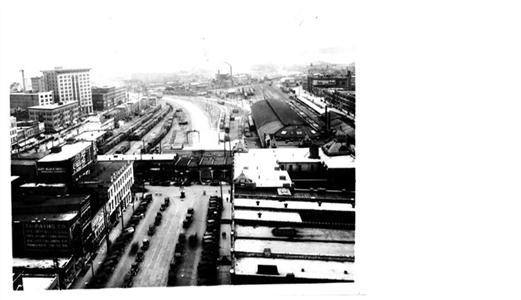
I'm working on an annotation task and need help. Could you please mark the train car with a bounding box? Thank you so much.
[248,115,255,131]
[224,114,230,133]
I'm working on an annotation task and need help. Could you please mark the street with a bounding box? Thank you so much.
[98,184,230,288]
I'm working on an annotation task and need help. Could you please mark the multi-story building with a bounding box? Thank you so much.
[322,89,356,119]
[231,147,355,284]
[16,120,44,143]
[11,193,92,257]
[41,68,93,115]
[78,161,134,244]
[27,102,79,133]
[10,116,18,147]
[36,141,96,183]
[10,91,54,113]
[305,75,349,96]
[31,76,45,92]
[91,86,128,112]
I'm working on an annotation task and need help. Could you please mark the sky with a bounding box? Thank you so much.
[0,0,355,85]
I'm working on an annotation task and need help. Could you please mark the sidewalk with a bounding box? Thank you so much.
[70,196,141,289]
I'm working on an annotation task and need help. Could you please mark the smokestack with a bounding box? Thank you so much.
[20,69,26,91]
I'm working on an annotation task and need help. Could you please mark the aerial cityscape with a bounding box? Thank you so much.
[5,2,355,291]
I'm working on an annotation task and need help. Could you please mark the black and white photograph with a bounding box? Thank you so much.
[2,0,356,295]
[3,1,521,299]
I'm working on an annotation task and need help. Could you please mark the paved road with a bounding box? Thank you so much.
[102,184,228,288]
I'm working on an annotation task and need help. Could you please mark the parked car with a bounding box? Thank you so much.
[142,239,150,251]
[147,225,156,236]
[129,242,140,255]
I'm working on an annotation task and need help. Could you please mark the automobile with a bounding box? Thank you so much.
[141,239,150,251]
[147,225,156,236]
[154,215,162,226]
[136,250,145,262]
[122,226,135,239]
[180,191,186,198]
[178,233,186,244]
[188,233,198,247]
[182,219,191,228]
[129,242,140,255]
[160,203,167,211]
[164,197,170,205]
[130,263,140,276]
[187,208,194,214]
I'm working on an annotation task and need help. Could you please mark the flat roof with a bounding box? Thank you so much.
[80,161,130,183]
[13,211,78,222]
[234,239,354,258]
[235,225,355,242]
[28,102,76,110]
[74,130,105,141]
[97,154,178,161]
[13,257,71,269]
[234,198,354,212]
[234,150,293,188]
[234,257,354,281]
[42,68,90,73]
[235,148,354,173]
[38,141,91,162]
[233,210,302,222]
[21,276,57,290]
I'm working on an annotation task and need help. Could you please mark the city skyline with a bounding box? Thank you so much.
[1,0,355,84]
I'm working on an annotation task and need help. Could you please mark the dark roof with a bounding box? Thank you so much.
[80,161,129,184]
[251,99,305,129]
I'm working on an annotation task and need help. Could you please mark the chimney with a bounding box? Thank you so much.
[309,144,320,159]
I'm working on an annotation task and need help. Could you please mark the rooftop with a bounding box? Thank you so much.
[13,257,72,269]
[233,210,302,223]
[42,68,90,74]
[80,161,131,184]
[28,102,77,110]
[234,149,354,186]
[38,141,92,162]
[235,225,355,242]
[234,198,354,212]
[13,211,78,222]
[234,257,354,281]
[234,239,354,258]
[73,130,106,141]
[20,276,57,290]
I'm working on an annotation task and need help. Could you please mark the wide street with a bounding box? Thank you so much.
[101,184,230,288]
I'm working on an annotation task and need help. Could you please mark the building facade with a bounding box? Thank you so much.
[28,102,79,133]
[36,141,96,183]
[79,161,134,244]
[10,91,54,113]
[41,68,93,115]
[31,76,45,92]
[16,120,44,143]
[10,116,18,147]
[91,86,128,112]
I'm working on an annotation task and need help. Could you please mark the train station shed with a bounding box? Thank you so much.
[251,98,319,147]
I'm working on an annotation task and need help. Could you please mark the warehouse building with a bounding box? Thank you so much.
[251,98,319,148]
[231,147,355,284]
[77,161,134,244]
[36,141,96,183]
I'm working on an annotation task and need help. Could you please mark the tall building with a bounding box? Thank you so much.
[28,102,79,133]
[91,86,128,112]
[30,76,45,92]
[41,68,93,115]
[10,91,54,113]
